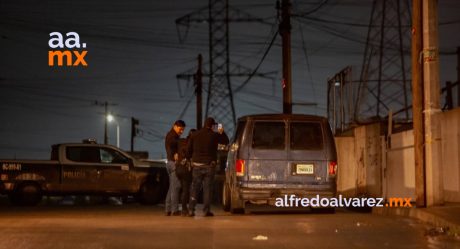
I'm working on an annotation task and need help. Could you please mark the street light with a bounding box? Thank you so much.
[107,114,120,148]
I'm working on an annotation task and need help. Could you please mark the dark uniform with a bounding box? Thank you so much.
[186,117,228,216]
[165,129,180,160]
[175,129,196,216]
[164,120,185,216]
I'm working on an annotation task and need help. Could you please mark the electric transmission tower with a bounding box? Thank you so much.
[176,0,273,134]
[355,0,412,122]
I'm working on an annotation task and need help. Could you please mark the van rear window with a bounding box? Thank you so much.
[252,122,285,150]
[290,122,323,150]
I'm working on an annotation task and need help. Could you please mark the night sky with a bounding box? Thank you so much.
[1,0,459,159]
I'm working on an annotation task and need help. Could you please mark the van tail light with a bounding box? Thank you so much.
[328,161,337,176]
[236,159,245,177]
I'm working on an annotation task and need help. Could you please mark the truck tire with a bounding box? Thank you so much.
[222,183,231,212]
[230,186,245,214]
[10,182,43,206]
[8,193,19,205]
[138,182,161,205]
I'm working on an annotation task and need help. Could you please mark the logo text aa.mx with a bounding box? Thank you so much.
[48,32,87,67]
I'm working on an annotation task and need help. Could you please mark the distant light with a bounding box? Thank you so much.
[107,114,114,122]
[334,81,341,87]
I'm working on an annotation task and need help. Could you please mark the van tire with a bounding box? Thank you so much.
[230,186,245,214]
[222,183,231,212]
[11,182,43,206]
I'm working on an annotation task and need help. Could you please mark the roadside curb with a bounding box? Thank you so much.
[372,206,460,234]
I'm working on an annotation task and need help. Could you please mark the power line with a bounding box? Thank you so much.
[233,29,279,93]
[295,0,329,16]
[297,21,318,114]
[295,14,460,27]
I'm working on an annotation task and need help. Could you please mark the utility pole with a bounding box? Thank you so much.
[176,1,274,135]
[355,0,411,121]
[279,0,292,114]
[422,0,443,206]
[104,102,108,144]
[327,67,353,134]
[131,117,139,152]
[93,101,117,145]
[412,0,425,207]
[195,54,203,130]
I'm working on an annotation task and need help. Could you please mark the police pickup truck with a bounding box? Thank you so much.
[0,140,168,206]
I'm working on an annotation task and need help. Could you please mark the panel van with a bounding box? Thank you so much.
[222,114,337,213]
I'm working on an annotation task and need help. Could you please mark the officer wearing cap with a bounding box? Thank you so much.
[164,119,186,216]
[186,117,229,217]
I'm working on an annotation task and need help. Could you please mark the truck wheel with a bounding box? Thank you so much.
[230,186,245,214]
[138,182,161,205]
[8,193,19,205]
[222,183,230,212]
[11,182,43,206]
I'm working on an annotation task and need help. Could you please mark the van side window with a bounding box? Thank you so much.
[290,122,323,150]
[252,122,285,150]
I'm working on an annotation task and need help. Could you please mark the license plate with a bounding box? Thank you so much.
[296,164,314,174]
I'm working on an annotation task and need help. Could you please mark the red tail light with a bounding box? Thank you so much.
[328,161,337,176]
[236,159,245,177]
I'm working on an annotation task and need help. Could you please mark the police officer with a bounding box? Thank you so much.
[175,129,196,216]
[187,117,229,217]
[164,120,186,216]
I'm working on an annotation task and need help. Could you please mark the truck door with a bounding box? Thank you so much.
[97,147,132,193]
[62,146,101,193]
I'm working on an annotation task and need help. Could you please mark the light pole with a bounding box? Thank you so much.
[107,114,120,148]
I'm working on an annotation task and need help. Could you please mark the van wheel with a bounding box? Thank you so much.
[138,182,161,205]
[11,182,43,206]
[230,186,245,214]
[222,183,230,212]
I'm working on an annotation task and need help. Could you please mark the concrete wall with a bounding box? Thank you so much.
[336,123,382,198]
[335,107,460,203]
[440,108,460,202]
[385,130,416,199]
[335,136,357,197]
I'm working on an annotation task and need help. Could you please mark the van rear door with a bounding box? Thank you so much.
[287,121,327,185]
[246,121,287,186]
